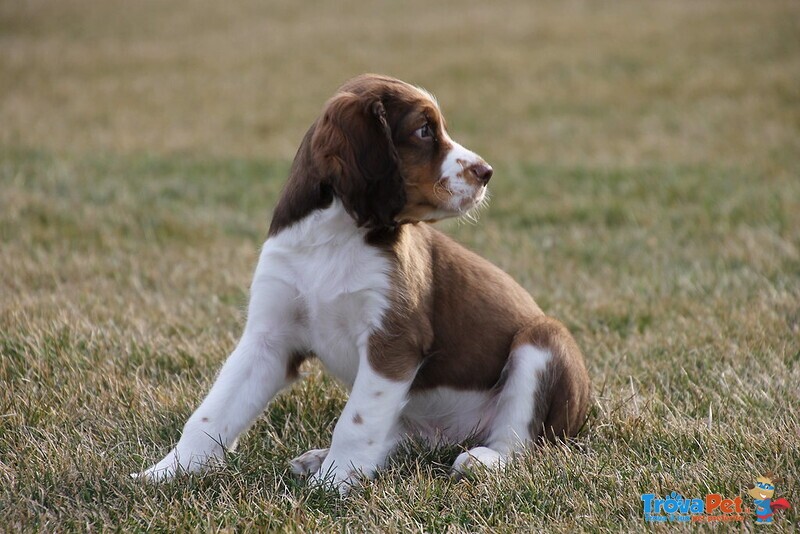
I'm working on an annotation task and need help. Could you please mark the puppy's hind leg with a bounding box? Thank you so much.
[451,316,590,478]
[450,341,549,478]
[519,317,591,443]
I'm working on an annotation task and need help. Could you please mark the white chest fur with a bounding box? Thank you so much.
[255,201,392,388]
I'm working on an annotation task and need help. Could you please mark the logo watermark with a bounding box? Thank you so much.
[641,472,791,524]
[747,473,791,524]
[641,492,746,523]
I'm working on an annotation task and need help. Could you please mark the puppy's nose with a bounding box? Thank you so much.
[469,162,493,185]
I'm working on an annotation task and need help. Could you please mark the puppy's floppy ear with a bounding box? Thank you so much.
[311,91,406,229]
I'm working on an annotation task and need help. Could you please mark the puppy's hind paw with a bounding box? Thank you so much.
[450,446,505,480]
[289,448,330,477]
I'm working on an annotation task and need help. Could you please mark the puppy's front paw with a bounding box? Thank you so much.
[132,448,184,482]
[308,457,369,497]
[132,447,223,482]
[289,448,329,477]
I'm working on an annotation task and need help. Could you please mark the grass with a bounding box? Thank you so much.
[2,0,799,531]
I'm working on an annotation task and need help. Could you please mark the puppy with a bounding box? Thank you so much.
[135,74,590,493]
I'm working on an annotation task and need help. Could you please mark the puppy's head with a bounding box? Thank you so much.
[311,74,492,229]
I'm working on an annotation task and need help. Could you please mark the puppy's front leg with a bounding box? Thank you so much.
[135,272,304,481]
[310,344,414,495]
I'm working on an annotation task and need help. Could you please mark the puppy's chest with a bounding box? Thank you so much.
[265,207,393,387]
[301,244,387,327]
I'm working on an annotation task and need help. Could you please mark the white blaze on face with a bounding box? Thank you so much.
[439,135,488,212]
[413,84,489,215]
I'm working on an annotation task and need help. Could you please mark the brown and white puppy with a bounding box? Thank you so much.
[135,74,590,493]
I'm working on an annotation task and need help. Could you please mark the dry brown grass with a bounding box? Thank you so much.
[1,0,799,531]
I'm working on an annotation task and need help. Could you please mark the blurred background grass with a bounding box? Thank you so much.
[1,0,799,531]
[3,0,798,167]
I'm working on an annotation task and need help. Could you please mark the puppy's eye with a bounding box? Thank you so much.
[414,123,432,139]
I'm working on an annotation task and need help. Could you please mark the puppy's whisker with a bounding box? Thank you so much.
[432,180,452,202]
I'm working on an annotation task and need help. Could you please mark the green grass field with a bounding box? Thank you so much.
[2,0,799,531]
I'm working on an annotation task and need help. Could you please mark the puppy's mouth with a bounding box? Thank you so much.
[423,176,488,220]
[453,185,488,214]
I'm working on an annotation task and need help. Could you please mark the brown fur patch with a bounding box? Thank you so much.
[368,223,549,390]
[368,224,434,380]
